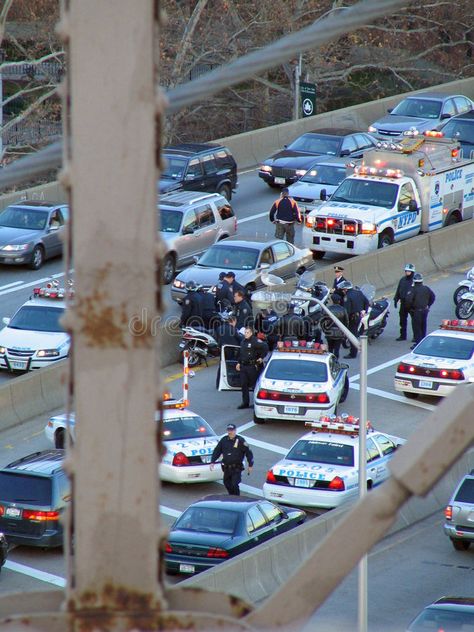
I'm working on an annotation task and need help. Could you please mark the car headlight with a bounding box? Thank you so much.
[295,169,307,177]
[260,165,272,173]
[37,349,60,358]
[0,347,5,354]
[368,126,377,133]
[173,279,186,289]
[403,128,419,137]
[1,244,30,251]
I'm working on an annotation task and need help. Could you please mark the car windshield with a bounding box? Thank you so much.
[287,440,354,466]
[266,359,328,382]
[391,98,442,119]
[331,179,398,209]
[174,507,238,535]
[408,607,474,631]
[413,335,474,360]
[0,206,48,230]
[198,245,259,270]
[0,472,52,505]
[9,305,64,333]
[300,164,347,186]
[288,134,341,156]
[159,209,182,233]
[162,156,187,179]
[162,415,215,441]
[441,120,474,145]
[455,478,474,503]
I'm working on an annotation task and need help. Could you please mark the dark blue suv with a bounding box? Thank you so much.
[0,450,70,548]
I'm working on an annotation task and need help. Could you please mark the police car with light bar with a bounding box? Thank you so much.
[0,280,71,371]
[394,319,474,398]
[253,340,349,424]
[263,415,405,508]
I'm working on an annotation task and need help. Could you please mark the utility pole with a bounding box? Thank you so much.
[294,54,302,120]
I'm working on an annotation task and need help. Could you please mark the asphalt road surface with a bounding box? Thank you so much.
[0,262,473,632]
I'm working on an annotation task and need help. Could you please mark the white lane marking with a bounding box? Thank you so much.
[237,482,264,496]
[349,383,436,411]
[161,505,181,518]
[239,211,268,224]
[238,420,256,433]
[349,354,408,382]
[4,560,66,587]
[243,435,287,455]
[0,281,24,291]
[0,272,65,297]
[239,167,258,175]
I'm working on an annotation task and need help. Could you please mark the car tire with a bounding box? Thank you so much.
[312,251,325,260]
[339,375,349,403]
[403,391,419,400]
[55,429,65,449]
[217,184,232,201]
[29,245,45,270]
[378,231,393,249]
[253,413,265,424]
[165,568,179,576]
[266,181,281,189]
[451,538,470,551]
[162,254,176,285]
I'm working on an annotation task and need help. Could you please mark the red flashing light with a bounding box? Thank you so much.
[22,509,60,522]
[444,505,453,521]
[0,506,3,516]
[207,547,229,559]
[328,476,345,491]
[440,319,474,332]
[424,130,443,138]
[165,542,173,553]
[266,469,277,484]
[172,452,190,467]
[397,362,464,381]
[257,389,329,404]
[327,219,335,226]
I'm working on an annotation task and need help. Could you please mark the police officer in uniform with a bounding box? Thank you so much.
[180,280,203,328]
[405,273,436,348]
[236,326,268,409]
[331,265,347,304]
[394,263,415,341]
[224,271,247,298]
[210,424,254,495]
[234,290,254,330]
[215,272,234,309]
[340,281,370,359]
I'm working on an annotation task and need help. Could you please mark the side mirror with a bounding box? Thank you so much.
[440,112,451,120]
[184,173,196,181]
[295,266,306,276]
[408,199,418,213]
[320,188,327,201]
[283,144,288,149]
[192,255,199,263]
[259,262,270,270]
[182,225,194,235]
[340,149,350,157]
[2,317,10,326]
[49,224,60,232]
[387,107,393,113]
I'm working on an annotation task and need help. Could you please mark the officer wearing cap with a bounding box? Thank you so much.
[393,263,416,341]
[210,424,254,495]
[224,271,247,298]
[215,272,234,309]
[331,265,347,303]
[405,273,436,348]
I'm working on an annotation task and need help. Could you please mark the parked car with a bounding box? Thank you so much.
[171,237,313,302]
[258,129,376,188]
[444,469,474,551]
[407,597,474,631]
[164,495,306,575]
[369,92,473,138]
[160,143,238,200]
[439,109,474,159]
[0,450,69,548]
[0,201,69,270]
[159,191,237,284]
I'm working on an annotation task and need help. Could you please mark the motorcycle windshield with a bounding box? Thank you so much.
[360,283,376,303]
[297,271,317,291]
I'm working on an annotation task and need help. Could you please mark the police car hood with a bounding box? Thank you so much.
[259,375,328,393]
[316,200,385,222]
[271,457,352,482]
[402,350,467,370]
[0,327,69,350]
[164,436,218,457]
[288,180,338,202]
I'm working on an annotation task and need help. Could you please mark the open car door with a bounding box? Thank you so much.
[218,344,241,391]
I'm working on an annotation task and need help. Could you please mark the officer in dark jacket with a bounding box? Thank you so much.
[198,287,217,329]
[276,303,307,340]
[321,303,349,360]
[224,271,247,298]
[269,188,302,244]
[340,281,370,359]
[331,265,347,303]
[236,326,268,409]
[405,273,436,348]
[234,290,254,330]
[210,423,254,495]
[180,281,203,328]
[215,272,234,309]
[394,263,415,341]
[255,307,279,351]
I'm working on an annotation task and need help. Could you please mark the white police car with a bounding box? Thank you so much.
[0,280,71,371]
[45,402,222,485]
[253,341,349,424]
[263,415,405,508]
[394,319,474,398]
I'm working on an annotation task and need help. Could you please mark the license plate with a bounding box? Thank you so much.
[179,564,195,574]
[10,361,27,370]
[274,177,286,184]
[284,406,299,414]
[201,455,211,464]
[419,380,433,389]
[5,507,21,518]
[178,342,186,349]
[295,478,310,488]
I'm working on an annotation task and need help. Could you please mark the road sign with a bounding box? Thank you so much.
[300,82,316,118]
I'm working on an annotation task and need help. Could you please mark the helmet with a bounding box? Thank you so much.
[338,280,353,290]
[404,263,415,272]
[413,273,423,283]
[467,267,474,282]
[186,280,198,291]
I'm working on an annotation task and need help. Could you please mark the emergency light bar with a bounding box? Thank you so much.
[305,414,374,436]
[424,130,444,138]
[33,279,74,300]
[277,340,328,354]
[440,319,474,332]
[354,165,404,179]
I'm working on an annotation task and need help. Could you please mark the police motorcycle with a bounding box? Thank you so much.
[334,283,390,348]
[453,266,474,305]
[455,288,474,319]
[290,269,331,321]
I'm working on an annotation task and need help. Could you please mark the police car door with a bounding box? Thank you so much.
[393,181,421,241]
[218,344,241,390]
[371,433,399,485]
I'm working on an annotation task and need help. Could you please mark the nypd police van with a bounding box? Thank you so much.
[303,133,474,258]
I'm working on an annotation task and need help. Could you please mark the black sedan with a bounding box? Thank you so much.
[258,128,376,188]
[164,495,306,575]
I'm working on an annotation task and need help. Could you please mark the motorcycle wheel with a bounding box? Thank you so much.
[455,299,474,320]
[180,345,202,367]
[453,286,469,305]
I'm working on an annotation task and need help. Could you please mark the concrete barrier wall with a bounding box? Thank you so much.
[0,181,67,212]
[180,448,474,604]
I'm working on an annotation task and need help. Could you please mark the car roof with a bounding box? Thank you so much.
[430,596,474,611]
[405,92,466,101]
[217,237,280,248]
[305,156,352,168]
[298,430,359,445]
[306,128,361,137]
[6,201,67,210]
[21,297,67,310]
[269,350,331,361]
[159,190,223,208]
[191,495,261,511]
[428,328,474,341]
[446,110,474,121]
[164,143,225,156]
[162,407,203,421]
[3,450,64,475]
